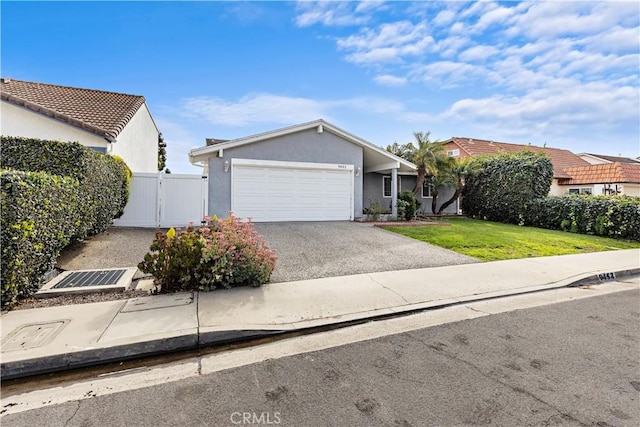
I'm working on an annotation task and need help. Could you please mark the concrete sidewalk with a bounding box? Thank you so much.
[2,249,639,380]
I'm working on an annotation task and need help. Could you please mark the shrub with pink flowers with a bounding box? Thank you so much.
[138,215,276,293]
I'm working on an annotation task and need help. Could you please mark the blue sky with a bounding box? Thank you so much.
[2,1,639,173]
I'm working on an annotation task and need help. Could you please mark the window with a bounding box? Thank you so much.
[421,178,433,198]
[568,188,592,195]
[447,149,460,157]
[383,176,402,198]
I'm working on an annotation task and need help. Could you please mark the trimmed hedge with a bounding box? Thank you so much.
[462,151,553,224]
[1,136,132,308]
[526,195,640,240]
[1,170,81,308]
[1,136,130,239]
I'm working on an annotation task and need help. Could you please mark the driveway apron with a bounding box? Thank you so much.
[253,222,477,283]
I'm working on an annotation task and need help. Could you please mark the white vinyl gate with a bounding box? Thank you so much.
[113,173,208,228]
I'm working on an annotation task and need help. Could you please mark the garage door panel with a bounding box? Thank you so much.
[232,161,353,222]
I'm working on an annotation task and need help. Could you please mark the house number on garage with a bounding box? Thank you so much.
[337,164,348,169]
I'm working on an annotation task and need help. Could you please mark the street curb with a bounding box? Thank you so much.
[567,268,640,287]
[1,334,198,381]
[2,267,638,380]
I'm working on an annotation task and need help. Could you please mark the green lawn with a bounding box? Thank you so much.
[382,218,640,261]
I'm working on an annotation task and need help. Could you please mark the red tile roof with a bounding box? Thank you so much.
[1,78,146,139]
[446,137,591,179]
[559,163,640,185]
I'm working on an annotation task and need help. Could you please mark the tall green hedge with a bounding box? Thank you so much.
[462,151,553,224]
[1,136,130,239]
[1,136,132,308]
[526,195,640,240]
[1,170,81,308]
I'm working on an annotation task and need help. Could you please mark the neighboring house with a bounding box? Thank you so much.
[558,163,640,196]
[189,119,458,222]
[577,153,640,165]
[443,137,592,196]
[0,77,159,173]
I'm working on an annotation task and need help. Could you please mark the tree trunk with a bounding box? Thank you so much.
[431,188,439,214]
[438,185,462,215]
[413,167,425,194]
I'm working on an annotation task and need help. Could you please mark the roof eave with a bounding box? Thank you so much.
[189,119,417,171]
[1,93,117,139]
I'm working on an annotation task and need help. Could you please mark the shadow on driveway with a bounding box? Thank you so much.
[56,227,163,271]
[254,222,478,283]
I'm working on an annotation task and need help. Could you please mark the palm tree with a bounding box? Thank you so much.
[407,131,448,194]
[437,157,477,215]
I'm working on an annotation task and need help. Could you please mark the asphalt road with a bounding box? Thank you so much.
[3,289,639,427]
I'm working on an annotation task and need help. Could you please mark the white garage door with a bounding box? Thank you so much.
[231,159,354,222]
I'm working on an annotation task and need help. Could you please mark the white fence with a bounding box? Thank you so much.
[113,173,208,228]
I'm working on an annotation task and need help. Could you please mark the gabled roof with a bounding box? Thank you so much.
[190,119,417,173]
[559,163,640,185]
[446,137,590,179]
[1,77,146,139]
[579,153,640,164]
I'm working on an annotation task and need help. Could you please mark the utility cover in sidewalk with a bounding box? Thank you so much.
[1,321,69,351]
[36,268,137,298]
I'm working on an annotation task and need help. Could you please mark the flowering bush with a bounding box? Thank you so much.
[138,215,277,292]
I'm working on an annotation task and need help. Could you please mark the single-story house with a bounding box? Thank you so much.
[1,77,159,173]
[443,137,595,196]
[577,152,640,166]
[558,163,640,196]
[189,119,460,222]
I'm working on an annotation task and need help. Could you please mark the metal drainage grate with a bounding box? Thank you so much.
[52,269,128,289]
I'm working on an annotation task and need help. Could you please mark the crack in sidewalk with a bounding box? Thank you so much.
[368,275,410,305]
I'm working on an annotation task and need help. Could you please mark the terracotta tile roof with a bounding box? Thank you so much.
[448,137,590,179]
[1,78,145,139]
[581,153,640,164]
[559,163,640,185]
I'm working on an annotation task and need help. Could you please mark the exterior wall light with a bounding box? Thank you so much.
[224,160,230,172]
[355,166,361,177]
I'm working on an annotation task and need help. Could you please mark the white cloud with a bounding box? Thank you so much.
[178,93,434,128]
[182,94,329,126]
[433,10,455,27]
[507,1,639,39]
[458,45,499,62]
[295,1,378,27]
[337,21,434,64]
[373,74,407,86]
[442,80,639,137]
[582,26,640,53]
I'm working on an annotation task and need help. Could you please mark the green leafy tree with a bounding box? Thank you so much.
[158,133,167,171]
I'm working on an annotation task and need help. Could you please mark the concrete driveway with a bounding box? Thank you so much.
[254,222,477,283]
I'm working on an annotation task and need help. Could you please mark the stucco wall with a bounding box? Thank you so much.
[111,103,158,173]
[362,172,459,215]
[1,100,108,149]
[208,128,364,219]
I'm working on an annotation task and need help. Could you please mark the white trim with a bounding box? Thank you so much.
[231,158,354,172]
[364,161,400,173]
[190,119,416,172]
[383,175,401,198]
[421,179,433,198]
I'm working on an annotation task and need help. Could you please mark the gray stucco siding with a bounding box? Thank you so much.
[363,173,459,215]
[208,128,364,219]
